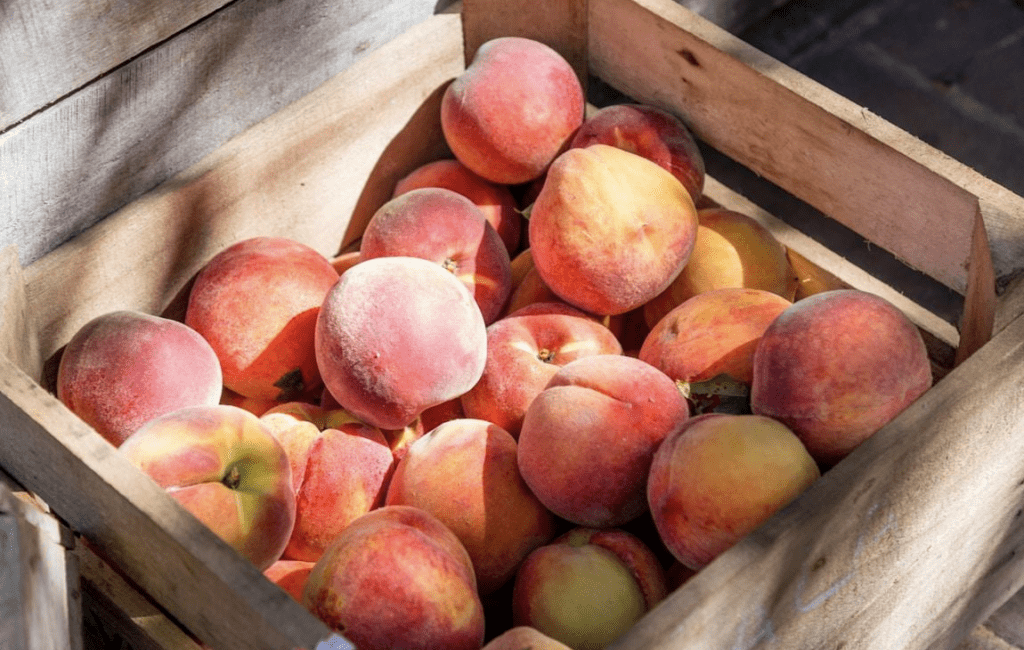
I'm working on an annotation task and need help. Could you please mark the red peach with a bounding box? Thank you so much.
[119,404,296,570]
[529,144,698,316]
[483,626,572,650]
[264,559,314,602]
[570,102,706,204]
[359,187,512,324]
[441,36,585,185]
[56,310,222,447]
[185,236,339,401]
[517,354,689,527]
[315,256,488,430]
[260,403,395,562]
[639,287,792,388]
[750,289,933,465]
[393,158,523,255]
[302,505,486,650]
[385,418,558,594]
[461,302,623,437]
[647,413,820,570]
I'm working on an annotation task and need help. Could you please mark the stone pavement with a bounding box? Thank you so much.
[680,0,1024,323]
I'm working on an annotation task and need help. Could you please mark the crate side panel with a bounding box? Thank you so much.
[588,0,1024,295]
[22,12,464,364]
[0,0,444,270]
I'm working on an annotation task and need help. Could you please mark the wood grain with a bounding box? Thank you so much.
[0,0,444,269]
[0,0,232,131]
[462,0,589,86]
[587,0,1024,295]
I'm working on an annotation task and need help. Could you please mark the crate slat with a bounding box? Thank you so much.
[0,0,232,131]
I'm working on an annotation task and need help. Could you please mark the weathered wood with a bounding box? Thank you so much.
[0,0,445,269]
[76,542,204,650]
[0,247,40,381]
[0,483,81,650]
[461,0,589,86]
[0,0,232,131]
[587,0,1013,362]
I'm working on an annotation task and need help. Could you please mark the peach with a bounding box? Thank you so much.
[264,559,314,602]
[385,418,558,594]
[441,36,585,185]
[483,626,572,650]
[56,310,222,447]
[259,402,395,562]
[219,387,278,418]
[647,413,820,570]
[643,207,799,328]
[529,144,698,316]
[185,236,340,401]
[639,288,792,413]
[517,354,689,527]
[461,302,623,437]
[511,527,668,650]
[315,256,488,430]
[570,102,706,204]
[750,289,933,465]
[302,505,486,650]
[329,250,360,276]
[393,158,523,254]
[119,404,296,570]
[359,187,512,324]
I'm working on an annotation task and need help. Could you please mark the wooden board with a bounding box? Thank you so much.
[0,0,232,131]
[0,0,446,269]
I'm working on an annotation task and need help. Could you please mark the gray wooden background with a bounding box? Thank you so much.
[0,0,781,269]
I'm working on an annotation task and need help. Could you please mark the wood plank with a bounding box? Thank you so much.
[0,483,80,650]
[22,8,463,366]
[676,0,796,33]
[0,247,40,381]
[461,0,589,86]
[0,0,232,131]
[587,0,1024,296]
[0,0,444,269]
[76,543,204,650]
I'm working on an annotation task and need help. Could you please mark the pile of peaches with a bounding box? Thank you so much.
[55,36,935,650]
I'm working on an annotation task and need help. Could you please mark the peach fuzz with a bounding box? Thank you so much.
[264,559,314,602]
[393,158,523,254]
[385,418,558,594]
[56,310,222,447]
[441,36,585,185]
[647,413,820,570]
[517,354,689,527]
[315,256,488,430]
[639,287,792,388]
[461,302,623,438]
[259,402,395,562]
[511,527,668,650]
[185,236,340,402]
[529,144,698,316]
[570,102,706,204]
[302,505,485,650]
[119,404,296,571]
[359,187,512,324]
[644,207,799,328]
[750,289,932,466]
[483,626,572,650]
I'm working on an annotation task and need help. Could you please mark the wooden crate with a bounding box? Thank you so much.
[4,0,1024,648]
